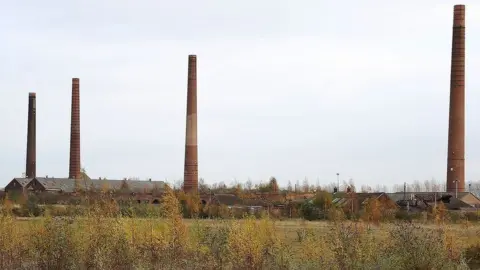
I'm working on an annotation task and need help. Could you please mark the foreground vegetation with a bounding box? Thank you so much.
[1,189,479,269]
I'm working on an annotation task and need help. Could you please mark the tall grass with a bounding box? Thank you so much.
[0,196,478,269]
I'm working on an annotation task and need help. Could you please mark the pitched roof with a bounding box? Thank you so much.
[91,179,165,193]
[355,193,385,203]
[12,178,32,187]
[385,192,480,210]
[332,193,388,207]
[213,194,243,206]
[390,191,473,197]
[26,177,165,194]
[445,197,474,210]
[332,197,349,207]
[34,177,77,192]
[387,193,415,202]
[387,192,480,202]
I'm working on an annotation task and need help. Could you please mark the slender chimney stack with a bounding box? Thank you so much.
[69,78,81,179]
[183,55,199,193]
[25,92,36,178]
[446,5,466,193]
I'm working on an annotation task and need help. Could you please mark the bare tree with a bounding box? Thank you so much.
[218,181,227,191]
[406,183,413,193]
[392,184,402,192]
[303,177,310,193]
[199,178,209,193]
[424,179,431,192]
[320,182,336,192]
[230,178,240,189]
[412,180,421,192]
[431,178,441,192]
[348,178,356,192]
[287,180,293,192]
[342,180,349,192]
[174,179,183,190]
[211,182,218,190]
[374,184,388,193]
[361,185,371,193]
[469,181,480,196]
[245,178,253,191]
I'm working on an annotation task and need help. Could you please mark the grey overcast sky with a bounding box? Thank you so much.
[1,0,480,188]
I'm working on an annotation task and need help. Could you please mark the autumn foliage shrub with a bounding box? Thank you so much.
[385,222,469,269]
[0,213,27,269]
[0,193,478,269]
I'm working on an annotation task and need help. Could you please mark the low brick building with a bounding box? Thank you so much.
[387,191,480,211]
[16,177,166,204]
[4,178,32,194]
[332,192,398,215]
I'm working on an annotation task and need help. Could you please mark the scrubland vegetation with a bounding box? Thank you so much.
[1,187,480,269]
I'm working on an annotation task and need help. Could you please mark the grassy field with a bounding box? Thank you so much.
[4,216,479,269]
[2,190,480,269]
[15,216,480,247]
[179,218,479,248]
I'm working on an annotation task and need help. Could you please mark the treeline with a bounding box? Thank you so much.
[175,177,480,195]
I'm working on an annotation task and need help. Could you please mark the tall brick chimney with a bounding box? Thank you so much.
[183,55,199,193]
[69,78,81,179]
[25,92,36,178]
[446,5,466,193]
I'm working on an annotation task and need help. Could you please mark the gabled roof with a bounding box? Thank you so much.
[332,192,390,207]
[212,194,243,206]
[33,177,77,193]
[356,193,386,204]
[459,191,480,203]
[387,193,416,202]
[445,197,474,210]
[388,192,480,203]
[11,178,32,187]
[24,177,165,194]
[386,192,480,210]
[91,179,165,193]
[390,191,474,197]
[332,197,349,207]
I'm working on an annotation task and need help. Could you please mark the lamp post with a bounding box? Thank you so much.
[336,173,340,192]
